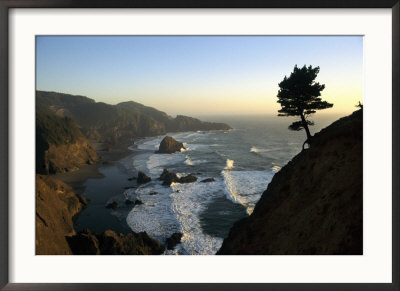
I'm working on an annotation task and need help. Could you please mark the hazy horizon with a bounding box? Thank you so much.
[36,36,363,117]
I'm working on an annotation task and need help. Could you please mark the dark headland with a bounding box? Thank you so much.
[217,109,362,255]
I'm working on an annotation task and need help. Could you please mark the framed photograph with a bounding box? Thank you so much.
[1,1,399,290]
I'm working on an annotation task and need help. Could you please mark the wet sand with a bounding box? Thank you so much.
[54,142,134,195]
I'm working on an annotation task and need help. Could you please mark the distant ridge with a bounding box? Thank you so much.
[36,90,232,145]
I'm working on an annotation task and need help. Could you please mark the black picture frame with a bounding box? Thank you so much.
[1,1,399,290]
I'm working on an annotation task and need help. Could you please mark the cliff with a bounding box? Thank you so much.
[66,229,164,255]
[36,174,87,255]
[36,91,231,144]
[36,174,164,255]
[36,111,98,174]
[217,110,363,255]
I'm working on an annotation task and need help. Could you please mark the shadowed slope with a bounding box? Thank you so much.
[36,91,231,144]
[217,110,363,255]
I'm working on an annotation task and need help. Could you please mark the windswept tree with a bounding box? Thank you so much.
[277,65,333,149]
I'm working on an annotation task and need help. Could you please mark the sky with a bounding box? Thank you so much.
[36,36,363,117]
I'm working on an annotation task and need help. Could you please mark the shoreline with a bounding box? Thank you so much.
[54,140,138,235]
[54,141,134,195]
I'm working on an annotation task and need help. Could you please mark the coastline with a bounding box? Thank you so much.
[54,141,137,234]
[54,141,134,195]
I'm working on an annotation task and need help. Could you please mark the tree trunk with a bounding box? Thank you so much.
[300,113,312,150]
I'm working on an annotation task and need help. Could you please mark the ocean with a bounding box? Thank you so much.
[75,115,338,255]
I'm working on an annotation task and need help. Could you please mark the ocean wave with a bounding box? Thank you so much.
[126,184,180,243]
[271,162,281,172]
[222,170,274,214]
[250,146,276,153]
[136,136,164,151]
[224,159,235,170]
[127,177,224,254]
[170,181,224,255]
[185,156,207,166]
[145,153,186,176]
[185,156,194,166]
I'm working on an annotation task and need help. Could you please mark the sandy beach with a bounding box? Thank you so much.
[54,141,134,195]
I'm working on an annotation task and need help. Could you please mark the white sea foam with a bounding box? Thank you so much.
[126,177,225,255]
[250,146,260,153]
[185,156,194,166]
[170,180,224,255]
[146,153,186,176]
[250,146,276,153]
[225,159,235,170]
[271,162,281,172]
[222,170,274,214]
[136,137,164,151]
[184,156,207,166]
[184,143,208,151]
[126,184,180,243]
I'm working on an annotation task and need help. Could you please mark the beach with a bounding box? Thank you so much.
[53,141,137,234]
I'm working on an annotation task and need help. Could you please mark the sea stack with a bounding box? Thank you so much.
[156,136,185,154]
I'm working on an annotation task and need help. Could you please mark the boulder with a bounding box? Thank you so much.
[166,232,183,250]
[159,168,198,186]
[201,178,215,183]
[137,171,151,184]
[135,199,144,205]
[105,201,118,209]
[156,136,185,154]
[179,174,197,184]
[159,168,179,186]
[125,199,134,205]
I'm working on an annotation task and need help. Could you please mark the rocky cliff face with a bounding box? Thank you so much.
[66,229,164,255]
[36,90,231,144]
[36,174,87,255]
[36,111,98,174]
[36,175,165,255]
[217,110,363,255]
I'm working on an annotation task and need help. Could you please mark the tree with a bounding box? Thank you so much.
[277,65,333,149]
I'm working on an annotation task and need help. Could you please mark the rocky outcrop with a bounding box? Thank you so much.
[36,174,164,255]
[166,233,183,250]
[105,201,118,209]
[36,174,87,255]
[137,171,151,184]
[66,229,164,255]
[156,136,185,154]
[217,110,363,255]
[135,199,144,205]
[36,111,98,174]
[159,168,197,186]
[178,174,197,183]
[41,141,98,174]
[201,178,215,183]
[159,168,178,185]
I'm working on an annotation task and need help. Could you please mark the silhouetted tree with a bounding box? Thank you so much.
[277,65,333,149]
[356,101,363,109]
